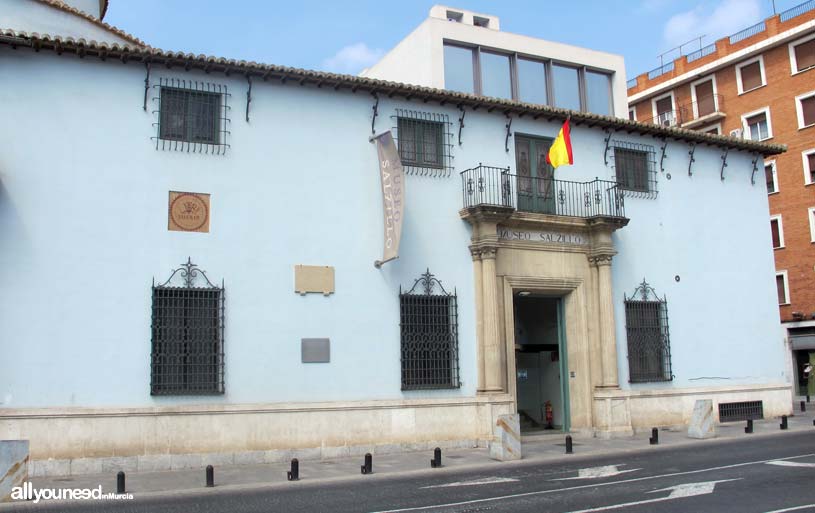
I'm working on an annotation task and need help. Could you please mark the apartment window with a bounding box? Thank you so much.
[701,123,722,135]
[803,149,815,185]
[517,58,548,105]
[770,215,784,249]
[765,161,778,194]
[624,280,673,383]
[742,108,772,141]
[440,43,613,115]
[151,259,224,396]
[154,78,229,154]
[652,93,675,126]
[789,35,815,74]
[628,107,636,121]
[394,110,452,177]
[399,270,460,390]
[552,64,581,111]
[776,271,789,305]
[691,77,717,118]
[612,141,657,197]
[809,207,815,243]
[795,91,815,129]
[736,56,766,94]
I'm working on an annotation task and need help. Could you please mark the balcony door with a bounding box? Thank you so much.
[694,79,715,118]
[515,135,555,214]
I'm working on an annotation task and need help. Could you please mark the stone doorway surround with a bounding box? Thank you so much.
[460,205,629,436]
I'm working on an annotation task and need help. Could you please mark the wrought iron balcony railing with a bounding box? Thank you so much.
[649,94,725,128]
[461,165,625,219]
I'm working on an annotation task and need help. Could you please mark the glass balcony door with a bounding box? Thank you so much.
[515,135,556,214]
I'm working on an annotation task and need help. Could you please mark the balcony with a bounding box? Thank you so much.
[460,165,625,219]
[650,94,726,130]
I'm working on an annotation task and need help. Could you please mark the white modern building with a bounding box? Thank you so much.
[0,2,791,476]
[361,5,628,119]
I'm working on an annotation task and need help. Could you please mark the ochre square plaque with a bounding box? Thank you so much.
[168,191,211,233]
[294,265,335,296]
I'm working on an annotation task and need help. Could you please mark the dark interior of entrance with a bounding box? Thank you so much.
[514,295,564,432]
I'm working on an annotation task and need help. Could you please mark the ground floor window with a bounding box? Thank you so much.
[624,279,673,383]
[151,258,224,395]
[399,270,459,390]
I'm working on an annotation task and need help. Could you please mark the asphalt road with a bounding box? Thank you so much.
[9,431,815,513]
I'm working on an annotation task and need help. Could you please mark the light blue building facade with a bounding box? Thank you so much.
[0,1,791,476]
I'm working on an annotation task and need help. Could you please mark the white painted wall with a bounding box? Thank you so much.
[0,46,784,411]
[0,0,126,44]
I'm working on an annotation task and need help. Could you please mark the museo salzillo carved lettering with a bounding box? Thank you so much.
[497,227,586,245]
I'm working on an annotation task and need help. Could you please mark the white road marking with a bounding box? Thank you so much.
[766,460,815,468]
[553,465,641,481]
[420,477,519,489]
[369,452,815,513]
[560,479,740,513]
[762,505,815,513]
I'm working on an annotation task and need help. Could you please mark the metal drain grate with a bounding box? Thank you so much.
[718,400,763,422]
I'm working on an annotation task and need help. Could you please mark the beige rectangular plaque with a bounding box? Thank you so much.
[294,265,335,296]
[168,191,211,233]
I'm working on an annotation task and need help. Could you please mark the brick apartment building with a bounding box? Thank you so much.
[627,1,815,396]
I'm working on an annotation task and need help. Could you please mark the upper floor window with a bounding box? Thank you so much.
[765,161,778,194]
[399,270,460,390]
[624,280,673,383]
[652,93,676,127]
[776,271,789,305]
[153,78,230,154]
[742,108,772,141]
[736,56,766,94]
[628,107,636,121]
[770,215,784,249]
[691,76,718,118]
[151,259,224,396]
[441,43,613,115]
[611,141,657,197]
[394,109,453,177]
[803,149,815,185]
[795,91,815,129]
[789,34,815,74]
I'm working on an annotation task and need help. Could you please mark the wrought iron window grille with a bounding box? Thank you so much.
[624,279,673,383]
[151,258,225,396]
[392,109,454,177]
[719,401,763,422]
[610,140,657,199]
[399,270,460,390]
[152,78,231,155]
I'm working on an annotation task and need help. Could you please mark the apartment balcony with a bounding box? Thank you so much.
[460,165,626,220]
[650,95,726,130]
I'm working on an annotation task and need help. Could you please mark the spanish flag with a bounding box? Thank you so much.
[546,118,573,168]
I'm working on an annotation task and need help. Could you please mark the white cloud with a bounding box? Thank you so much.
[663,0,762,49]
[322,43,384,75]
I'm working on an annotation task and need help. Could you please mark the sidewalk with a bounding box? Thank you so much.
[12,406,815,501]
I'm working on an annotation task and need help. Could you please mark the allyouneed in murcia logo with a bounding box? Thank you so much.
[10,483,133,503]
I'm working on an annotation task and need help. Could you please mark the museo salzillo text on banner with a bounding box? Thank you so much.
[372,131,405,267]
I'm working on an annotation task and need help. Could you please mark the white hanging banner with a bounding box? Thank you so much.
[371,131,405,267]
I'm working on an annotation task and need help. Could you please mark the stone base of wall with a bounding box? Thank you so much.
[0,440,29,502]
[0,396,514,477]
[593,382,792,435]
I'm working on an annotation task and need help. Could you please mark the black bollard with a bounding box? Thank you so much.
[802,401,807,413]
[287,458,299,481]
[565,435,573,454]
[807,394,811,404]
[649,427,659,445]
[116,471,125,494]
[780,416,788,430]
[745,419,754,434]
[206,465,214,487]
[361,453,373,475]
[431,447,442,468]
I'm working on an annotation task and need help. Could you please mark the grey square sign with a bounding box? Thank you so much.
[301,338,330,363]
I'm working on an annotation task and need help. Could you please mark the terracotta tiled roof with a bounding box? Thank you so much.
[33,0,146,47]
[0,28,786,157]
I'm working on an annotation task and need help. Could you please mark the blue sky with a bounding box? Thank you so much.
[105,0,803,80]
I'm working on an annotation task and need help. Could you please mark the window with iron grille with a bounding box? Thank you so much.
[399,270,460,390]
[153,78,231,154]
[151,258,224,395]
[611,141,657,199]
[718,401,763,422]
[624,279,672,383]
[393,109,453,177]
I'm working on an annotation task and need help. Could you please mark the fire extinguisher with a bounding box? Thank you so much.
[544,401,553,429]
